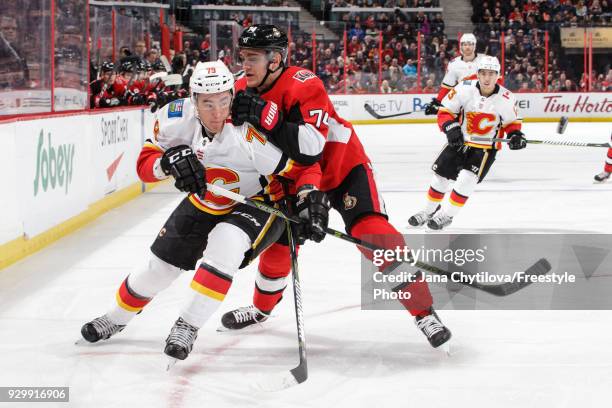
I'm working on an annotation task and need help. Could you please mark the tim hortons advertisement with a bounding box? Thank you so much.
[330,92,611,122]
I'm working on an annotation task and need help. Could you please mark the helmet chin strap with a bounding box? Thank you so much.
[256,52,284,89]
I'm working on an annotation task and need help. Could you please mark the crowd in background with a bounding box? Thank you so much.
[472,0,611,92]
[2,0,611,114]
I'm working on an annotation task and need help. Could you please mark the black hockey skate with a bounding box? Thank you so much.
[220,305,269,331]
[594,171,610,183]
[415,308,452,348]
[81,315,125,343]
[408,205,440,227]
[427,211,453,230]
[164,317,198,362]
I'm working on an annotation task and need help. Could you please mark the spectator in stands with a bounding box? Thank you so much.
[134,40,147,60]
[200,34,210,52]
[422,78,436,92]
[402,58,417,78]
[560,78,575,92]
[380,79,392,93]
[145,49,159,65]
[0,16,29,89]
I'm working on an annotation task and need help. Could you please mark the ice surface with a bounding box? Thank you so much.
[1,122,611,407]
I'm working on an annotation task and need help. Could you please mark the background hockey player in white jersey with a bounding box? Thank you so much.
[80,60,330,364]
[424,33,490,115]
[409,56,527,230]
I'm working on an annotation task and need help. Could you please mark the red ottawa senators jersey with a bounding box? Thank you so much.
[249,66,370,191]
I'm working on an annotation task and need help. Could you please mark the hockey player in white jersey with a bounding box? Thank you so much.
[409,56,527,230]
[80,60,329,364]
[425,33,491,115]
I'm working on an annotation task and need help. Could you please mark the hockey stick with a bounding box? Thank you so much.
[255,216,308,391]
[205,183,551,296]
[282,217,308,387]
[472,136,609,148]
[364,103,413,119]
[253,198,307,390]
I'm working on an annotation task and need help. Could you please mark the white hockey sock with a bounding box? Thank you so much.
[106,253,182,325]
[442,170,478,217]
[424,173,450,213]
[180,223,251,328]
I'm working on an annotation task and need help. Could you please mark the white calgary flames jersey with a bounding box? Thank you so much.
[442,53,490,88]
[440,80,521,149]
[148,97,298,214]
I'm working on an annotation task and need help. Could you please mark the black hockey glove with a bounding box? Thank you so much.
[160,145,207,195]
[296,186,330,243]
[508,130,527,150]
[443,120,464,148]
[424,98,441,115]
[231,90,283,136]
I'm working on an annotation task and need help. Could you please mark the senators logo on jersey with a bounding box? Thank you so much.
[292,70,316,83]
[466,112,497,135]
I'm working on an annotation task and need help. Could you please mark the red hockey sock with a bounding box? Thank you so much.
[253,243,294,313]
[604,148,612,173]
[350,215,433,316]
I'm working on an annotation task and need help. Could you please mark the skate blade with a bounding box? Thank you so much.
[441,341,452,356]
[166,357,178,371]
[216,323,267,333]
[436,340,455,357]
[216,315,273,333]
[74,338,94,346]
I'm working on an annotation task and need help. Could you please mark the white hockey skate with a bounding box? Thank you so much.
[427,211,453,230]
[594,171,610,183]
[408,205,440,227]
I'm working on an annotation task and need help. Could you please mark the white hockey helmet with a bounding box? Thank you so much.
[190,60,235,98]
[477,55,501,74]
[460,33,477,45]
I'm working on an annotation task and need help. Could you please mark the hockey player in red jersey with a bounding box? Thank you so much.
[80,60,329,364]
[408,56,527,230]
[89,61,115,108]
[221,24,451,348]
[92,60,131,108]
[594,135,612,182]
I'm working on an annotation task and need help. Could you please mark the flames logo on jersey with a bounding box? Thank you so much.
[153,120,160,141]
[466,112,497,135]
[205,168,241,207]
[293,70,316,83]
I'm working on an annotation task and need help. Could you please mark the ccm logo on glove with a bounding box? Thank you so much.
[165,147,193,167]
